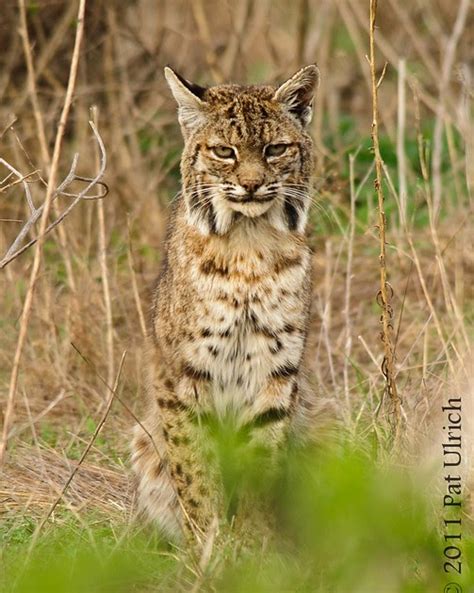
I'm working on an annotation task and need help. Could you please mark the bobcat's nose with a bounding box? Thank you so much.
[240,180,261,196]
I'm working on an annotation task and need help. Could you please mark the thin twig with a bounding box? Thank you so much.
[368,0,401,439]
[17,1,78,111]
[69,343,202,543]
[0,169,39,193]
[0,159,36,217]
[26,351,126,556]
[8,389,68,440]
[349,0,456,121]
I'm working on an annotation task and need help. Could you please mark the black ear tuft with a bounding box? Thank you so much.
[164,67,208,137]
[166,66,207,100]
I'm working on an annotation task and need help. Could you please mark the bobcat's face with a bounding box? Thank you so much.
[165,66,319,235]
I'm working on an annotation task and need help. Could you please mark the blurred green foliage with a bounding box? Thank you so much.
[2,437,473,593]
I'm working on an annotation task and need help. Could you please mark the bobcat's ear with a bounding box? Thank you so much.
[273,65,320,127]
[164,67,207,138]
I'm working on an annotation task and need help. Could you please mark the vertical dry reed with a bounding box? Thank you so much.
[368,0,401,439]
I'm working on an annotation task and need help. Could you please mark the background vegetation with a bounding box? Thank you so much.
[0,0,473,591]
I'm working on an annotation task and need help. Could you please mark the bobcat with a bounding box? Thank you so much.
[131,65,320,542]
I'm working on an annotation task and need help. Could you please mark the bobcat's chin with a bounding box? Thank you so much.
[225,198,275,218]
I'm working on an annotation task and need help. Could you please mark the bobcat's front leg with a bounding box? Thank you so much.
[132,374,221,542]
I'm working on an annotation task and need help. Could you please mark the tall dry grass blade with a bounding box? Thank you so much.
[431,0,470,221]
[221,0,252,77]
[342,150,358,418]
[127,218,147,339]
[397,58,407,228]
[460,65,474,199]
[17,0,49,168]
[92,106,115,388]
[191,0,224,83]
[97,193,115,387]
[350,0,450,118]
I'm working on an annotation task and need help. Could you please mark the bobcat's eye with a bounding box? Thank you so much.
[211,145,236,160]
[265,143,289,158]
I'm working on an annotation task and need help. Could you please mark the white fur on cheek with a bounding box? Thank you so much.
[212,195,235,234]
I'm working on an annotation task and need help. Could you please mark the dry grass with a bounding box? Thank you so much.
[2,444,132,518]
[0,0,473,559]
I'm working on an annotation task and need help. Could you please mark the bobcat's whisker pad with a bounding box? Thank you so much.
[131,64,320,541]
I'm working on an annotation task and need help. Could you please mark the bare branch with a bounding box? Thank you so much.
[0,122,107,269]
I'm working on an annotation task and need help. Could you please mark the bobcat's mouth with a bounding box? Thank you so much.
[224,190,276,217]
[226,194,275,204]
[225,196,275,218]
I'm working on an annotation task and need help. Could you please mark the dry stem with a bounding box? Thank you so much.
[368,0,401,439]
[17,0,49,168]
[92,106,115,388]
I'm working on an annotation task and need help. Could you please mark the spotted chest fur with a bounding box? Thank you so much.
[164,213,311,421]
